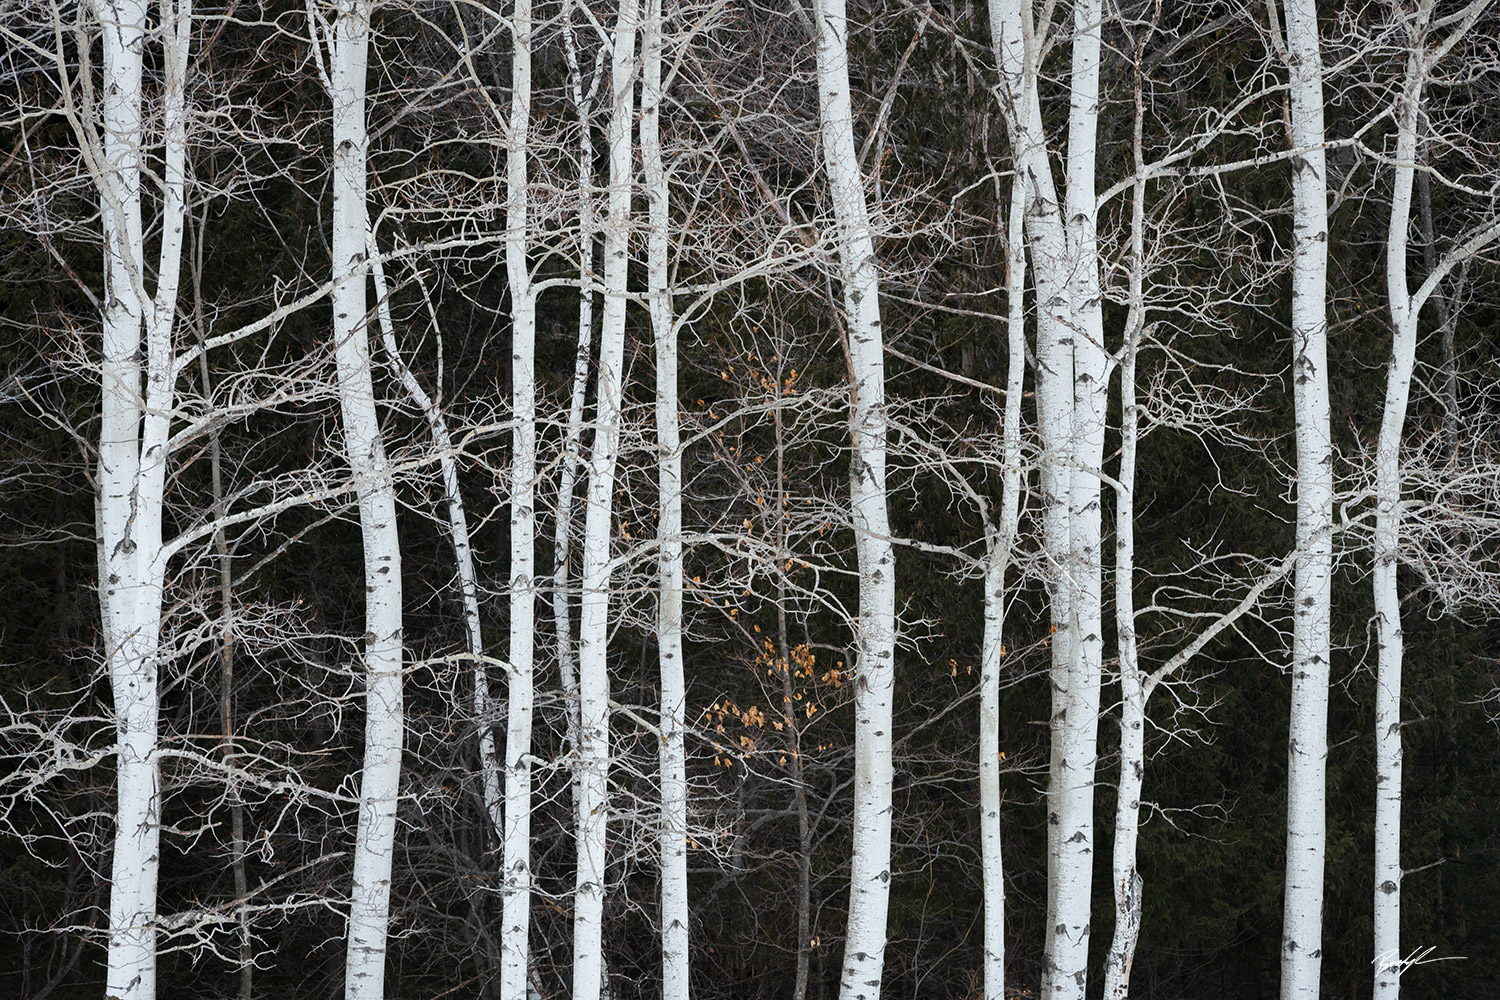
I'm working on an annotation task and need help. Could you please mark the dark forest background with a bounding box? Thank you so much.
[3,1,1500,998]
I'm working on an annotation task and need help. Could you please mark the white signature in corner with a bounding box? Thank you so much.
[1373,945,1466,976]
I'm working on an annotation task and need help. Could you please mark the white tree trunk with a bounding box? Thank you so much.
[1373,23,1424,997]
[94,2,191,996]
[1278,3,1332,998]
[369,234,502,838]
[979,175,1028,1000]
[328,6,405,998]
[573,2,638,997]
[556,1,602,734]
[986,6,1079,993]
[367,230,509,980]
[555,35,598,998]
[1051,4,1105,997]
[641,1,690,997]
[1367,4,1500,991]
[815,1,897,997]
[1103,110,1148,1000]
[503,0,537,995]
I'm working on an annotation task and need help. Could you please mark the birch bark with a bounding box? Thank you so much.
[96,0,155,983]
[1373,6,1494,994]
[327,5,406,997]
[367,230,511,994]
[1051,4,1105,996]
[503,1,538,994]
[1278,3,1333,997]
[986,6,1081,992]
[93,2,191,996]
[556,2,603,737]
[979,176,1027,1000]
[1373,19,1426,996]
[1102,86,1148,999]
[814,1,897,997]
[641,2,690,996]
[573,2,639,997]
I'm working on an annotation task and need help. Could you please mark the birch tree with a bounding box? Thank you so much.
[555,0,605,745]
[367,222,509,960]
[641,0,690,995]
[978,174,1027,1000]
[1098,20,1243,995]
[1102,51,1151,999]
[1374,4,1496,997]
[89,1,194,996]
[986,4,1094,993]
[574,1,639,996]
[1275,2,1334,996]
[1053,4,1106,995]
[1373,14,1432,997]
[321,3,407,996]
[502,0,538,995]
[813,1,897,996]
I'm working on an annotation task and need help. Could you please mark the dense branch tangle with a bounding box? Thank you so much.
[5,4,1500,1000]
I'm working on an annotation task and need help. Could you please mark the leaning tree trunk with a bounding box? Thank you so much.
[573,2,639,998]
[1278,2,1332,998]
[555,0,602,743]
[815,1,897,998]
[366,227,507,973]
[328,5,405,998]
[641,1,690,997]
